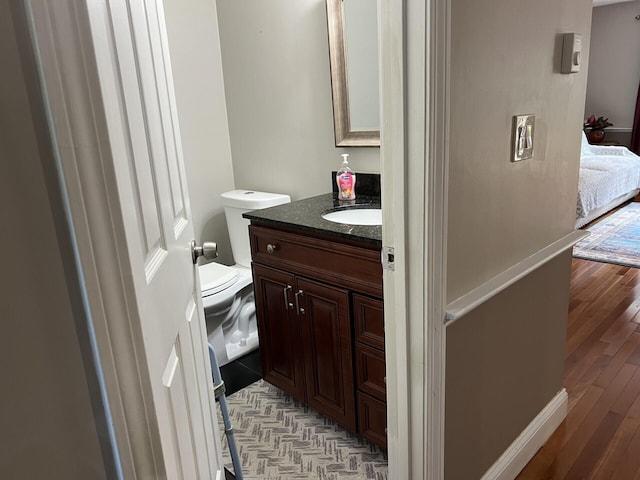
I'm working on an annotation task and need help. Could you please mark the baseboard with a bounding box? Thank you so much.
[480,388,567,480]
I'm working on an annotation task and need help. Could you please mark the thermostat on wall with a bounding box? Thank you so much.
[561,33,582,74]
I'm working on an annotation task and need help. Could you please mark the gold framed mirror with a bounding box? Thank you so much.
[326,0,380,147]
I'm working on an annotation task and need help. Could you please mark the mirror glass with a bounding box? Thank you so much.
[326,0,380,147]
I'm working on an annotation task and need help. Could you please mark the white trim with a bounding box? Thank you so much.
[593,0,637,7]
[404,0,429,475]
[423,0,450,477]
[606,127,633,133]
[446,231,587,324]
[381,0,449,477]
[481,389,568,480]
[379,0,410,477]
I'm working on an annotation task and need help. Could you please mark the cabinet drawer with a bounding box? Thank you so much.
[249,225,382,297]
[355,343,386,401]
[353,295,384,350]
[357,392,387,449]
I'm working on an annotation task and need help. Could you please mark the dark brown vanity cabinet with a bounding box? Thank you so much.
[251,264,305,401]
[252,263,356,430]
[353,294,387,448]
[249,224,386,445]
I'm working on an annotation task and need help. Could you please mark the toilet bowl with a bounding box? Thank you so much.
[200,262,255,366]
[199,190,290,366]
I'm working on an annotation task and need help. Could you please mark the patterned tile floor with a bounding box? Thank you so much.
[221,380,388,480]
[220,349,264,479]
[218,349,388,480]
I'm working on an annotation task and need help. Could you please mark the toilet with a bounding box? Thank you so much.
[199,190,290,366]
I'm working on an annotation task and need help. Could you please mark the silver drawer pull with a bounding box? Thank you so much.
[283,285,293,310]
[295,290,305,315]
[266,243,277,254]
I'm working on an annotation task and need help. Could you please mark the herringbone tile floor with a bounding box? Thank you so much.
[221,379,387,480]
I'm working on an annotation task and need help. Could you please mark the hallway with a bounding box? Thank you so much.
[518,259,640,479]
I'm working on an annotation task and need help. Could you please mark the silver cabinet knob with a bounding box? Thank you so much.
[266,243,277,254]
[191,240,218,264]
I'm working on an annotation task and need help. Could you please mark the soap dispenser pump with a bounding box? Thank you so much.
[336,154,356,201]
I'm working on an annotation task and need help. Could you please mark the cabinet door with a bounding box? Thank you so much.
[357,392,387,448]
[252,264,305,401]
[296,277,356,432]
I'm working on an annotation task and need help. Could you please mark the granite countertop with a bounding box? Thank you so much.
[243,193,382,246]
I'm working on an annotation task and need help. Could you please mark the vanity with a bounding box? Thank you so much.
[243,193,387,448]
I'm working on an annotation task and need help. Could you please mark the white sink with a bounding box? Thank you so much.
[321,208,382,226]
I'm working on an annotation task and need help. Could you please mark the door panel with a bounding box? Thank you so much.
[95,0,224,476]
[297,277,356,431]
[161,345,197,479]
[252,264,304,400]
[158,298,220,478]
[179,297,220,476]
[28,0,224,476]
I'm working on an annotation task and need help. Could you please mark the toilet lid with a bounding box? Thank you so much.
[199,262,239,297]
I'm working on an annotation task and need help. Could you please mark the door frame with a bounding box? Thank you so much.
[24,0,451,477]
[380,0,449,478]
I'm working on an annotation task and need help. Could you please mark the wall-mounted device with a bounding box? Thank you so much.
[561,33,582,74]
[512,114,535,162]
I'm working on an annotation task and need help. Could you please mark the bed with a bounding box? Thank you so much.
[576,132,640,228]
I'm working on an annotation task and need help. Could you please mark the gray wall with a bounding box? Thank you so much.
[447,0,591,301]
[0,3,109,478]
[216,0,380,201]
[164,0,236,265]
[445,0,592,477]
[166,0,379,260]
[585,0,640,147]
[445,253,572,479]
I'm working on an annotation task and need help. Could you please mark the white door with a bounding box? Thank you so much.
[27,1,224,478]
[90,1,225,478]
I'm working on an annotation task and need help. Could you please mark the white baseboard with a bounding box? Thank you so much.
[606,127,632,133]
[480,388,568,480]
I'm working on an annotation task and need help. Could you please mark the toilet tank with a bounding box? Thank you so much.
[221,190,291,268]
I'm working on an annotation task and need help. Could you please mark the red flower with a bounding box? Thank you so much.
[584,115,613,130]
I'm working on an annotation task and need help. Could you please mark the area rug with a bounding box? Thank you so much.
[219,379,388,480]
[573,202,640,268]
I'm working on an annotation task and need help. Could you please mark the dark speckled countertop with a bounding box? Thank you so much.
[243,193,382,246]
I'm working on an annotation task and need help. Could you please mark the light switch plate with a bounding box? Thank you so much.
[561,33,582,74]
[512,114,535,162]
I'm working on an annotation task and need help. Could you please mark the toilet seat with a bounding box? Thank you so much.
[200,262,240,296]
[199,262,253,309]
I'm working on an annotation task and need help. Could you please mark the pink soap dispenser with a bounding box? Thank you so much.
[336,154,356,201]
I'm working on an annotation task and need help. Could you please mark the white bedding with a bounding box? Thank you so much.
[576,134,640,227]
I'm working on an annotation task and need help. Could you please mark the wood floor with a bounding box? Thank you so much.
[517,258,640,479]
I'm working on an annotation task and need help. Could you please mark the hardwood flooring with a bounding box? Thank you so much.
[517,259,640,479]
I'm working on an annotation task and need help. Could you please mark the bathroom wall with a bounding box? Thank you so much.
[0,3,109,477]
[444,0,592,477]
[216,0,380,201]
[164,0,236,265]
[584,0,640,147]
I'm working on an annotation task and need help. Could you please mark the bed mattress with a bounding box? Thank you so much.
[577,153,640,224]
